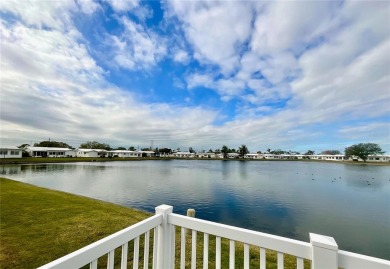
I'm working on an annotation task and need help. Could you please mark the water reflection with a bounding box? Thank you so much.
[2,160,390,259]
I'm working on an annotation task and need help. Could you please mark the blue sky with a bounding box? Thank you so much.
[0,0,389,153]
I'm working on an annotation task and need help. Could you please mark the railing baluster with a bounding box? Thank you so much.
[107,250,114,269]
[216,236,221,269]
[277,252,284,269]
[260,248,266,269]
[152,227,158,269]
[171,225,176,269]
[229,240,235,269]
[244,243,249,269]
[133,237,140,269]
[121,242,128,269]
[191,230,197,269]
[144,231,150,269]
[90,259,97,269]
[203,233,209,269]
[296,257,303,269]
[181,227,186,269]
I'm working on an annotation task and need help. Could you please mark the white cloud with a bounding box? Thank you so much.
[0,18,217,148]
[109,17,167,70]
[0,0,76,31]
[165,0,253,75]
[250,1,338,54]
[173,49,190,64]
[104,0,139,12]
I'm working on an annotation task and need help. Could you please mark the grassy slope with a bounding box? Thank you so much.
[0,178,151,268]
[0,178,309,269]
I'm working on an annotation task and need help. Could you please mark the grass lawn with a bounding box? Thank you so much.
[0,178,310,269]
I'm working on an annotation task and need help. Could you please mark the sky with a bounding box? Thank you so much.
[0,0,389,153]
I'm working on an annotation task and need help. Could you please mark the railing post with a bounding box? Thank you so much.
[310,233,338,269]
[155,204,174,269]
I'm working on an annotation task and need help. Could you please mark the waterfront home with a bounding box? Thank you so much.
[227,152,240,158]
[26,146,75,157]
[0,146,22,158]
[367,155,390,162]
[139,150,155,157]
[309,154,346,161]
[244,153,262,159]
[107,150,142,158]
[76,149,107,158]
[197,152,217,158]
[173,151,196,158]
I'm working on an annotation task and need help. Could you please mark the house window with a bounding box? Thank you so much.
[0,150,8,155]
[10,151,19,155]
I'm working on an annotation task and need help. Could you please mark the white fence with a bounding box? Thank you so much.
[38,204,390,269]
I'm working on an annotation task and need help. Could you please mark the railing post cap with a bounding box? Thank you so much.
[310,233,338,251]
[155,204,173,214]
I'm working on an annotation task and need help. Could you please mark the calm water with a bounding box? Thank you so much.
[2,160,390,259]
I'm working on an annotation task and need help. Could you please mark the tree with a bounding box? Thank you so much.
[272,149,285,155]
[159,148,172,155]
[34,140,73,149]
[189,147,196,153]
[79,141,111,150]
[345,143,384,162]
[207,149,213,153]
[221,145,229,158]
[128,146,136,151]
[321,150,341,155]
[238,144,249,157]
[305,150,315,155]
[116,147,126,150]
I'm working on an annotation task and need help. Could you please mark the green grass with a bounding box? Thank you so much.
[0,178,310,269]
[0,177,150,268]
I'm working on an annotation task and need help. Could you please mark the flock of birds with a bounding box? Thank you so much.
[295,172,390,186]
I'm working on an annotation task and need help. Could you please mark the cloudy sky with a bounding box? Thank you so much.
[1,0,389,153]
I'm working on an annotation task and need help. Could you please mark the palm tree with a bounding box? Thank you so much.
[238,145,249,158]
[221,145,229,159]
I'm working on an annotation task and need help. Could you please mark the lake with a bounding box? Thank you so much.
[1,160,389,260]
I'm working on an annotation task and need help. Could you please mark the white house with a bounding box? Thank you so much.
[26,147,75,157]
[76,149,107,158]
[244,153,262,159]
[173,152,196,158]
[139,150,155,157]
[367,155,390,162]
[197,152,217,158]
[107,150,142,158]
[0,146,22,158]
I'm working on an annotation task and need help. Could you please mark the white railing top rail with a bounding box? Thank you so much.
[338,250,390,269]
[168,213,312,260]
[37,214,162,269]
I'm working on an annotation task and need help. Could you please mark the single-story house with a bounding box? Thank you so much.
[367,155,390,162]
[107,150,142,158]
[173,152,196,158]
[309,155,346,161]
[76,149,107,158]
[227,153,240,158]
[0,146,22,158]
[244,153,262,159]
[197,152,217,158]
[139,151,155,157]
[26,146,75,157]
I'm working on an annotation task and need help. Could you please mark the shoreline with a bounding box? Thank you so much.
[1,157,390,166]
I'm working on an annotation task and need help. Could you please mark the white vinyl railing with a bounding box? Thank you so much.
[38,204,390,269]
